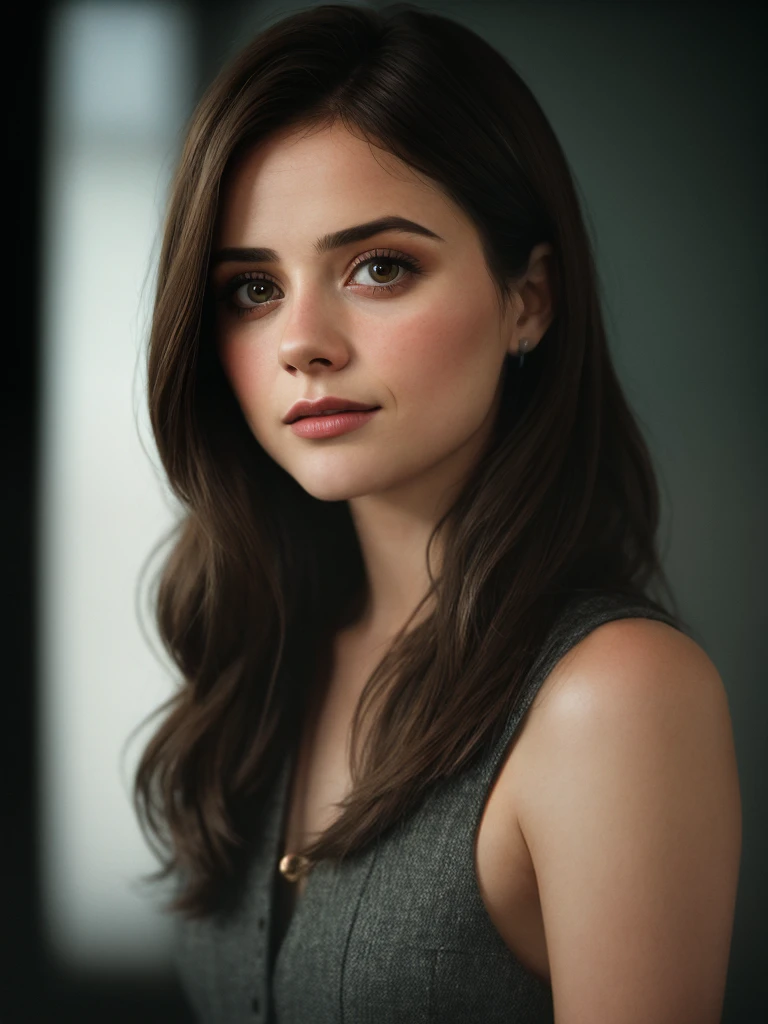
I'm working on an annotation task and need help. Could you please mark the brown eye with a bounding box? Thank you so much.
[349,256,412,288]
[367,260,400,284]
[235,280,276,307]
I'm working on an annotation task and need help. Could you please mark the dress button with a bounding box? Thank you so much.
[279,852,309,881]
[251,995,260,1014]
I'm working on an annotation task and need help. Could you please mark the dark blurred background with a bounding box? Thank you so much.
[5,1,765,1021]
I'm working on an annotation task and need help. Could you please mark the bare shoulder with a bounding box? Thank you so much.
[520,616,735,733]
[515,616,742,1024]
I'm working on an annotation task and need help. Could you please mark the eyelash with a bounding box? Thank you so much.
[217,248,424,319]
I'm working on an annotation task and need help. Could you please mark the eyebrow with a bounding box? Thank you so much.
[211,215,444,266]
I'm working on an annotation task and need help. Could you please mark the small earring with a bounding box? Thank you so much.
[518,337,532,369]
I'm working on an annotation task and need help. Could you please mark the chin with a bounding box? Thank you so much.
[288,458,401,503]
[296,476,379,503]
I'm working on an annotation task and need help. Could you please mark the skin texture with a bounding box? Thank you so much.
[508,617,742,1023]
[211,121,553,640]
[211,122,742,1019]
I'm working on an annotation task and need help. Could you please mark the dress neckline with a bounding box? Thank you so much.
[268,739,314,990]
[266,626,358,990]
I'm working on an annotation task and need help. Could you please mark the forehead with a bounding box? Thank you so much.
[216,122,466,247]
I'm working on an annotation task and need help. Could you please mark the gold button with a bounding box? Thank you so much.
[279,853,309,882]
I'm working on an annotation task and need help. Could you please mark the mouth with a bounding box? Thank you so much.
[293,406,380,422]
[288,406,381,438]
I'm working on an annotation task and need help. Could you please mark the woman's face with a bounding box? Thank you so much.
[212,122,520,504]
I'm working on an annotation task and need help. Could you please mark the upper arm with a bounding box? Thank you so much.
[516,619,742,1024]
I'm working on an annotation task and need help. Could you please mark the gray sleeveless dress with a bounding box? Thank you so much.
[172,591,689,1023]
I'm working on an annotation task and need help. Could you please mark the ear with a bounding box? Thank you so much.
[507,242,556,358]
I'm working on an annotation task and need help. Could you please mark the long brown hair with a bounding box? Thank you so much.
[133,1,688,920]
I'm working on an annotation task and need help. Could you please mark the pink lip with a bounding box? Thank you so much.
[289,408,380,439]
[283,395,378,423]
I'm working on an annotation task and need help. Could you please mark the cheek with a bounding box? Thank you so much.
[217,339,269,424]
[385,294,498,413]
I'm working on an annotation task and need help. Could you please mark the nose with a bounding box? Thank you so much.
[278,283,352,374]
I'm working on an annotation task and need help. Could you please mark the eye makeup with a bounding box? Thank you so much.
[215,247,425,320]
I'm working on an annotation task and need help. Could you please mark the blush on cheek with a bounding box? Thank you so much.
[217,340,263,406]
[397,300,488,378]
[387,299,499,432]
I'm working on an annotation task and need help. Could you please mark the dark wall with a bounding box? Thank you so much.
[6,1,764,1020]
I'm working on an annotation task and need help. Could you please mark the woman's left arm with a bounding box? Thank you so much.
[516,618,742,1024]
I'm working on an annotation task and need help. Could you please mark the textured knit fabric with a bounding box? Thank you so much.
[173,591,689,1023]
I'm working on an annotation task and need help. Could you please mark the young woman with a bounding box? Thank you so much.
[133,4,741,1022]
